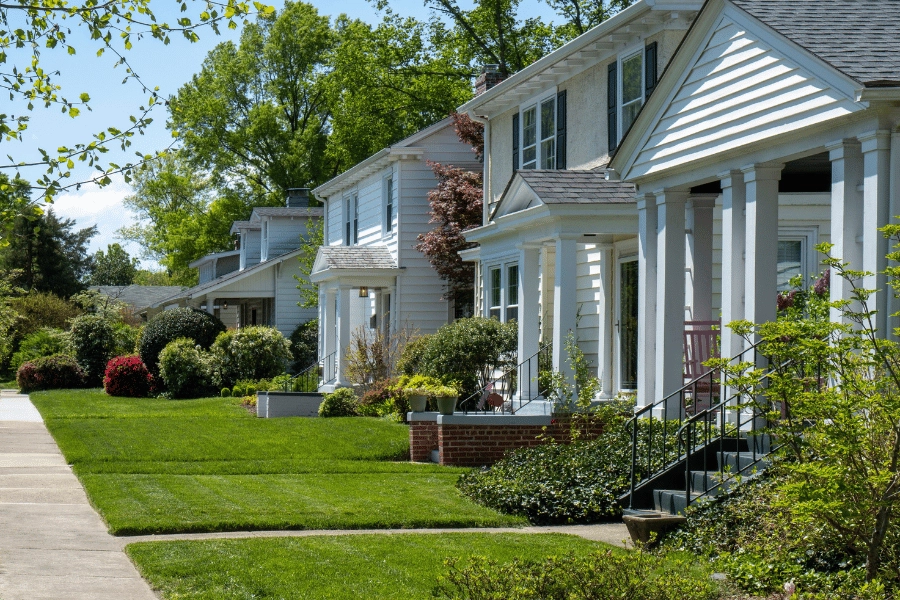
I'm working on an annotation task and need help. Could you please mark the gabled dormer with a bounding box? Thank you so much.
[230,221,261,270]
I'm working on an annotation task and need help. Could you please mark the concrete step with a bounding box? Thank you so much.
[719,451,770,473]
[689,470,730,495]
[511,399,553,415]
[653,489,701,515]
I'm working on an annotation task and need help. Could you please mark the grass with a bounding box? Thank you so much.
[0,377,16,389]
[127,533,606,599]
[31,389,524,534]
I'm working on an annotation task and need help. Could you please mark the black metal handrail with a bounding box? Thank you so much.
[625,340,763,508]
[458,343,551,414]
[283,351,337,392]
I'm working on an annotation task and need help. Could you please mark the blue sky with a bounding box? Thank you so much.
[4,0,556,270]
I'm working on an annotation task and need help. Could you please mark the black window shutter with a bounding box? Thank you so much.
[644,41,658,100]
[607,62,618,153]
[512,113,520,172]
[556,90,567,170]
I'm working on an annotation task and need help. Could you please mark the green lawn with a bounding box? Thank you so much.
[127,533,604,599]
[32,390,524,534]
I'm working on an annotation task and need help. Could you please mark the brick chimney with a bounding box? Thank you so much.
[474,64,505,96]
[286,188,310,208]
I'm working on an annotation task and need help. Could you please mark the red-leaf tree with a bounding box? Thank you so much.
[416,113,484,309]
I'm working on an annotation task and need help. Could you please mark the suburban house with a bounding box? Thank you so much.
[310,117,481,391]
[89,285,185,322]
[150,189,321,338]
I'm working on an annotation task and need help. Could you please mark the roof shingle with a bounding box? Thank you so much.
[317,246,397,270]
[515,170,637,205]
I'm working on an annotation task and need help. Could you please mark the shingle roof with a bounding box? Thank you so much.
[251,207,324,218]
[732,0,900,86]
[516,170,637,205]
[317,246,397,270]
[89,286,185,310]
[229,221,259,235]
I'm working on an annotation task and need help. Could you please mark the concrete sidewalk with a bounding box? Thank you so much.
[0,389,157,600]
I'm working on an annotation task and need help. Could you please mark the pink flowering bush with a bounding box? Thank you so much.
[17,354,85,393]
[103,355,153,398]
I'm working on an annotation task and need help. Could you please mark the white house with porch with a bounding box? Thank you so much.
[608,0,900,409]
[151,189,321,337]
[310,117,481,391]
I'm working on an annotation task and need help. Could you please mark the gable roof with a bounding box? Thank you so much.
[313,246,397,271]
[492,170,636,218]
[229,220,259,235]
[89,285,185,311]
[250,206,324,220]
[732,0,900,86]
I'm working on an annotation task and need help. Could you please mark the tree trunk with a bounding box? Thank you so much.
[865,503,892,582]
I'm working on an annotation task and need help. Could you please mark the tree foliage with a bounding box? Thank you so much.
[89,243,138,286]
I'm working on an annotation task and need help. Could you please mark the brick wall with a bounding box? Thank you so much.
[409,414,605,467]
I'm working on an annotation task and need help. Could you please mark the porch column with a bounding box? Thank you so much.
[205,296,215,315]
[720,170,746,360]
[655,189,689,409]
[553,236,578,380]
[636,193,658,408]
[743,163,783,338]
[336,286,352,386]
[322,288,337,361]
[859,130,892,336]
[517,244,541,401]
[827,139,864,324]
[596,246,614,397]
[686,194,716,322]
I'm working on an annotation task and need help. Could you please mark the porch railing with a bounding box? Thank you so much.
[458,343,552,414]
[282,351,337,393]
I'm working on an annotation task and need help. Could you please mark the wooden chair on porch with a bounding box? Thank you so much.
[683,320,721,414]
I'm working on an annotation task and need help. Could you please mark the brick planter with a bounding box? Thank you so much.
[408,413,605,467]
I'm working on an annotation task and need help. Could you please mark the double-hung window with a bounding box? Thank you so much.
[383,176,394,235]
[344,194,358,246]
[620,50,644,135]
[486,262,519,323]
[607,41,657,151]
[515,89,566,171]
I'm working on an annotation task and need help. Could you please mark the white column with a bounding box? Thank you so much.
[636,193,658,408]
[720,170,746,360]
[336,286,352,386]
[205,296,215,315]
[517,245,541,400]
[827,139,864,324]
[860,130,892,336]
[890,128,900,337]
[743,163,783,336]
[553,236,578,379]
[597,246,614,397]
[655,189,689,408]
[686,194,716,322]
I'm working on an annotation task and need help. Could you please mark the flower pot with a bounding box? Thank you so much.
[408,393,429,412]
[435,394,457,416]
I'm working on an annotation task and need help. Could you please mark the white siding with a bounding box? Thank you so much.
[274,258,317,337]
[575,244,602,371]
[243,230,261,267]
[630,15,860,178]
[267,217,305,257]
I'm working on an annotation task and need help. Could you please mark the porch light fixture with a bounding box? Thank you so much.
[358,286,369,298]
[223,301,228,310]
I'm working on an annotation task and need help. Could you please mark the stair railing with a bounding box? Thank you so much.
[625,341,762,509]
[283,351,337,392]
[458,343,551,414]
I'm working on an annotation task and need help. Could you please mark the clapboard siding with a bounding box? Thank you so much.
[575,244,602,371]
[242,230,261,268]
[274,259,316,336]
[630,15,860,178]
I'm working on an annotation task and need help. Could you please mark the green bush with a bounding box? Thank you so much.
[69,314,117,385]
[418,317,517,399]
[211,326,292,387]
[436,549,720,600]
[112,322,141,357]
[8,292,81,343]
[289,318,318,373]
[158,338,215,399]
[16,354,85,392]
[138,308,225,377]
[395,334,430,377]
[318,387,359,417]
[220,387,231,398]
[358,378,408,419]
[11,328,71,371]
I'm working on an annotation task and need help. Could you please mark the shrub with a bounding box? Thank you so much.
[112,322,141,357]
[318,387,359,417]
[435,549,720,600]
[11,328,71,371]
[395,334,430,377]
[343,326,416,391]
[9,292,81,342]
[289,318,318,373]
[358,378,408,418]
[69,314,117,385]
[418,317,516,398]
[220,387,231,398]
[158,338,215,399]
[211,326,291,386]
[16,354,85,392]
[138,307,225,377]
[102,355,152,398]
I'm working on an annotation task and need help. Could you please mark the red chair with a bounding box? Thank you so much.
[683,320,721,413]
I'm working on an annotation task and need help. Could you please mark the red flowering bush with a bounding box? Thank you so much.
[17,354,86,393]
[103,355,153,398]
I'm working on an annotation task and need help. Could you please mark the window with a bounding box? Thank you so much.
[621,51,643,135]
[608,42,657,151]
[519,93,556,170]
[506,264,519,322]
[489,267,502,320]
[344,194,358,246]
[486,262,518,323]
[777,228,818,291]
[384,176,394,234]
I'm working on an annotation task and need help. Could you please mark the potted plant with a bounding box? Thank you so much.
[407,387,430,412]
[431,384,459,416]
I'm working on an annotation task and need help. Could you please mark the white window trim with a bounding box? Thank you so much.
[343,192,359,246]
[484,259,520,323]
[382,172,395,237]
[617,43,645,142]
[518,87,557,171]
[777,226,819,290]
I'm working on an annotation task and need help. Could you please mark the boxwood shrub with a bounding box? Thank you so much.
[103,355,152,398]
[16,354,85,392]
[211,326,292,386]
[318,387,359,417]
[138,308,225,376]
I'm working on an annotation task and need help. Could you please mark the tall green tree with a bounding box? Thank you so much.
[89,244,139,286]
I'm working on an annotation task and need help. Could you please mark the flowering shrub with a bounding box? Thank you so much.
[318,387,359,417]
[16,354,85,393]
[211,326,292,387]
[358,378,408,419]
[103,355,152,398]
[138,307,225,377]
[158,338,215,399]
[70,314,117,385]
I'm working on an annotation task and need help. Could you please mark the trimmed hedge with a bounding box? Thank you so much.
[318,388,359,417]
[138,308,225,376]
[103,355,153,398]
[211,326,292,386]
[16,354,85,393]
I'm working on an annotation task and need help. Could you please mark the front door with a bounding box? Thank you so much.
[618,259,639,391]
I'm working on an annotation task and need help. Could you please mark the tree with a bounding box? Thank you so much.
[0,0,265,209]
[543,0,634,36]
[0,206,96,297]
[295,217,323,309]
[415,113,484,306]
[89,244,139,286]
